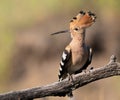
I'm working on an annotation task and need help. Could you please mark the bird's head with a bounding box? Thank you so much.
[51,11,96,35]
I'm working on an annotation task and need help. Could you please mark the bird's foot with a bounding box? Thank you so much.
[68,74,74,85]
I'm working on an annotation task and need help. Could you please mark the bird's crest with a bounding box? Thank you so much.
[70,11,96,30]
[51,10,96,35]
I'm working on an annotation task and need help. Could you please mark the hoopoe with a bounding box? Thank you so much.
[52,11,96,98]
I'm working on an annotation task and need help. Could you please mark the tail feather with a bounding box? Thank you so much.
[67,91,73,98]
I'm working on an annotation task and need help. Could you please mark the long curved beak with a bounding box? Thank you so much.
[51,30,69,35]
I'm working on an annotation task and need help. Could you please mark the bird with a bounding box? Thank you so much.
[52,10,96,98]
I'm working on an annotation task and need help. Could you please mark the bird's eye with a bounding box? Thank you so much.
[74,27,79,31]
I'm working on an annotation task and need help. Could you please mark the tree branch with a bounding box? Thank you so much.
[0,55,120,100]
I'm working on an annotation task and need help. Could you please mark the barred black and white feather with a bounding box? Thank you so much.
[58,49,71,81]
[58,48,73,98]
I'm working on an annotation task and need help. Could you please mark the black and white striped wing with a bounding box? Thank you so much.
[58,49,71,81]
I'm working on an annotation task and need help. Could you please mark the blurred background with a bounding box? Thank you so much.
[0,0,120,100]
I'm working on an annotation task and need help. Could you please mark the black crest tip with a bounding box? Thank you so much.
[79,10,85,15]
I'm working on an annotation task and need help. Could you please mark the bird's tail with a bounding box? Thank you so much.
[67,91,74,99]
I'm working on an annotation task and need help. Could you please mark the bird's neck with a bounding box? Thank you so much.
[71,29,86,46]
